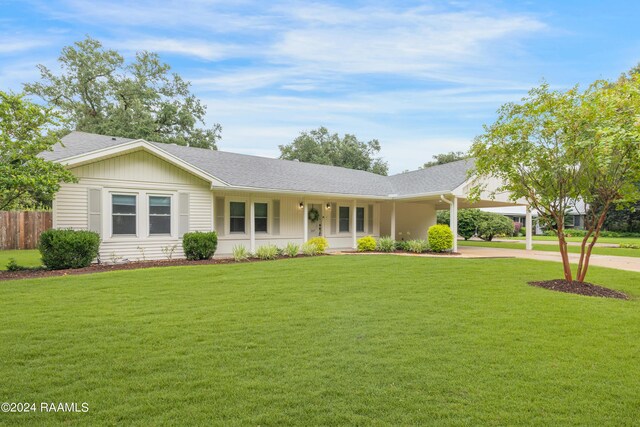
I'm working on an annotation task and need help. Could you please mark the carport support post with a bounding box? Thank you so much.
[525,207,533,251]
[352,199,357,249]
[450,197,458,253]
[250,200,256,253]
[391,202,396,240]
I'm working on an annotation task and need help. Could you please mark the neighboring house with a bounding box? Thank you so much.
[484,200,588,234]
[42,131,531,260]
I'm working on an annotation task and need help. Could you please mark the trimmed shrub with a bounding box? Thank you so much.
[513,222,522,237]
[438,208,482,240]
[39,229,100,269]
[476,212,515,241]
[407,239,429,253]
[519,226,527,236]
[377,236,396,252]
[255,244,279,260]
[395,240,410,251]
[307,237,329,253]
[357,236,377,252]
[301,242,319,256]
[232,245,250,262]
[284,242,300,257]
[428,224,454,252]
[182,231,218,260]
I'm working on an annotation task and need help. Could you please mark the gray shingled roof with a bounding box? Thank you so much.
[42,131,473,197]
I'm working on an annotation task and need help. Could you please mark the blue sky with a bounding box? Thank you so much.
[2,0,639,173]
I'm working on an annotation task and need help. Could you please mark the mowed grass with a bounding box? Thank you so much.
[1,256,639,425]
[0,249,42,270]
[459,239,640,257]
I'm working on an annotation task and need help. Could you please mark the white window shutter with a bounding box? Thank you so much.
[272,200,280,235]
[215,197,225,236]
[179,193,190,237]
[88,188,102,235]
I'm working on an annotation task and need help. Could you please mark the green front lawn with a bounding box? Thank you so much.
[460,239,640,257]
[1,256,639,425]
[0,249,42,270]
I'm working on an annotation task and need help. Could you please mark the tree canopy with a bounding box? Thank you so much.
[279,127,389,175]
[470,68,640,282]
[0,91,76,210]
[422,151,467,168]
[24,36,220,149]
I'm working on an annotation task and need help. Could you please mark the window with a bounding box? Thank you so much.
[356,207,365,232]
[254,202,268,233]
[230,202,246,233]
[112,194,136,235]
[149,196,171,235]
[339,206,350,232]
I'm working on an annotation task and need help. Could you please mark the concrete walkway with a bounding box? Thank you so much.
[492,238,619,248]
[458,245,640,273]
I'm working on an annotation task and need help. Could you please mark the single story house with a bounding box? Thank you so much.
[43,131,533,260]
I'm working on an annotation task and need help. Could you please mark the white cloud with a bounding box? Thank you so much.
[0,36,51,54]
[112,38,241,61]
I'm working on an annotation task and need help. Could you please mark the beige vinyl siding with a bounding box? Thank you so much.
[54,149,213,261]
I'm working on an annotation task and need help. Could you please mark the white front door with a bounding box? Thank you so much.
[307,203,322,240]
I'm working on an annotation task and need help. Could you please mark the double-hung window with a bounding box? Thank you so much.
[254,203,268,233]
[339,206,350,232]
[356,207,365,232]
[149,196,171,235]
[230,202,246,233]
[112,194,137,235]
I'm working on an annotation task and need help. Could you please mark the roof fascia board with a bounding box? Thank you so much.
[211,185,389,200]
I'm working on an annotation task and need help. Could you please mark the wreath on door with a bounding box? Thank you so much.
[308,207,320,222]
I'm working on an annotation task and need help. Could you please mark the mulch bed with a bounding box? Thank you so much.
[528,279,629,300]
[0,255,322,282]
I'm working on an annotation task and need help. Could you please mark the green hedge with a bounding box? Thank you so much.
[39,229,100,270]
[182,231,218,260]
[357,236,377,252]
[428,224,454,252]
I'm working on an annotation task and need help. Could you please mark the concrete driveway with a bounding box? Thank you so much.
[458,245,640,273]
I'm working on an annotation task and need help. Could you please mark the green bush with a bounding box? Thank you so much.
[519,226,527,236]
[284,242,299,257]
[437,208,482,240]
[301,242,319,256]
[476,212,515,242]
[395,240,410,251]
[255,244,279,260]
[428,224,454,252]
[182,231,218,260]
[307,237,329,253]
[620,243,640,249]
[232,245,249,262]
[357,236,377,252]
[377,236,396,252]
[38,229,100,269]
[406,239,429,253]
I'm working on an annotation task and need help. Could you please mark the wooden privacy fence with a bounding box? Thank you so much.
[0,211,52,250]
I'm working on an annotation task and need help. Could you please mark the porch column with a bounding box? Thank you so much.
[249,200,255,253]
[525,207,533,251]
[390,201,396,240]
[450,197,458,252]
[352,200,357,249]
[303,202,308,243]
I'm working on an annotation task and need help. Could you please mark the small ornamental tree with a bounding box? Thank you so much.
[476,212,515,242]
[0,91,76,210]
[470,68,640,282]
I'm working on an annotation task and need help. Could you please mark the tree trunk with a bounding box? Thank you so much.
[576,210,608,282]
[556,220,573,282]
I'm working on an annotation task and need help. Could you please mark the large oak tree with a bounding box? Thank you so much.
[279,127,388,175]
[24,36,220,149]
